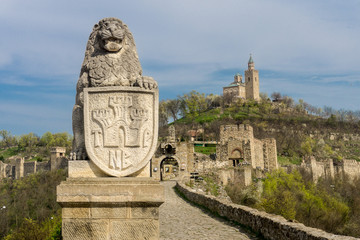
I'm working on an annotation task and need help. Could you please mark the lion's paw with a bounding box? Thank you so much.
[137,76,158,90]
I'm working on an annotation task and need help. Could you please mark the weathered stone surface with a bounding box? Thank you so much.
[57,178,164,240]
[72,17,158,161]
[110,220,158,240]
[62,219,108,240]
[84,86,158,177]
[68,160,108,178]
[58,17,163,240]
[160,181,257,240]
[217,124,278,172]
[57,177,164,203]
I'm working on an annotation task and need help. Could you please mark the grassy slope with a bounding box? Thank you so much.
[176,101,360,164]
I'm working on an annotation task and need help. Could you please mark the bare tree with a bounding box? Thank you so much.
[271,92,282,102]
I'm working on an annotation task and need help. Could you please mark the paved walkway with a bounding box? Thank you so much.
[159,181,260,240]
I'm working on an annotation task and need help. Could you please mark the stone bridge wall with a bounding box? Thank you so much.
[176,182,356,240]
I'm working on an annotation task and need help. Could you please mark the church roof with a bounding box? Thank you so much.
[248,54,254,64]
[224,82,245,88]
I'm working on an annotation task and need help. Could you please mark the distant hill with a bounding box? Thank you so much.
[162,97,360,165]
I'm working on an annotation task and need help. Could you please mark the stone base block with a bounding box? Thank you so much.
[57,177,164,240]
[68,160,151,178]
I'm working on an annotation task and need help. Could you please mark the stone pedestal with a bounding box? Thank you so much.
[57,177,164,240]
[62,17,162,239]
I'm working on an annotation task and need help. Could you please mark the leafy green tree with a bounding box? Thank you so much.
[50,133,72,149]
[180,90,207,119]
[301,137,316,156]
[258,170,349,233]
[159,100,169,127]
[0,130,18,148]
[259,92,269,102]
[205,94,221,109]
[40,132,54,147]
[259,170,303,219]
[4,218,47,240]
[0,170,66,238]
[18,133,39,153]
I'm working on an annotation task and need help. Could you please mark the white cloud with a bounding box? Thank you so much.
[0,76,34,86]
[0,0,359,134]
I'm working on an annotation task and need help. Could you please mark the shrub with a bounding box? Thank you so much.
[231,170,351,235]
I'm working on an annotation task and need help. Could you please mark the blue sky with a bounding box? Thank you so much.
[0,0,359,136]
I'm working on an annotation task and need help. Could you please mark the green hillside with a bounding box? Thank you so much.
[160,91,360,164]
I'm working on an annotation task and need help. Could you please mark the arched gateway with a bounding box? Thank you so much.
[160,157,179,181]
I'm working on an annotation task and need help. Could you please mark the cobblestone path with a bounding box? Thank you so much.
[159,181,260,240]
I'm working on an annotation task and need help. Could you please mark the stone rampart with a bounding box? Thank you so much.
[254,138,264,168]
[36,161,51,172]
[342,159,360,179]
[0,161,6,178]
[289,157,359,182]
[24,162,36,176]
[176,182,356,240]
[262,138,278,171]
[217,124,278,171]
[0,157,67,180]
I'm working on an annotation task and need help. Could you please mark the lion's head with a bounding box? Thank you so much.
[83,17,138,58]
[98,18,125,52]
[77,17,157,90]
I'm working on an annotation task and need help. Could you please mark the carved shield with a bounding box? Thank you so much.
[84,86,158,177]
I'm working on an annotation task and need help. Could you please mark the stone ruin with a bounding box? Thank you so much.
[0,147,68,180]
[152,125,195,181]
[217,124,278,170]
[216,124,278,186]
[57,18,164,240]
[285,156,360,182]
[150,123,279,186]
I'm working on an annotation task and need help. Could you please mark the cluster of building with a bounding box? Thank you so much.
[2,55,360,186]
[0,147,68,179]
[151,124,279,185]
[223,55,260,102]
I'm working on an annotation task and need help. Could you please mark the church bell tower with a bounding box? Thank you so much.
[245,54,260,101]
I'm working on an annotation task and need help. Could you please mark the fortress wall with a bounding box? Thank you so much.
[24,162,36,176]
[219,169,234,186]
[15,158,24,179]
[0,158,67,180]
[57,157,68,170]
[220,125,254,141]
[176,182,356,240]
[0,161,6,178]
[341,159,360,179]
[36,161,51,172]
[254,138,264,169]
[262,138,278,171]
[216,143,227,162]
[194,153,217,172]
[323,159,335,179]
[177,142,194,173]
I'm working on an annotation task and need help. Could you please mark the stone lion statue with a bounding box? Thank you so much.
[72,17,157,160]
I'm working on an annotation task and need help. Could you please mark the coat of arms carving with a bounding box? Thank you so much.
[84,87,158,177]
[71,18,159,177]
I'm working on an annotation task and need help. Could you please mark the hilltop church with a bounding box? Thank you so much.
[223,55,260,101]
